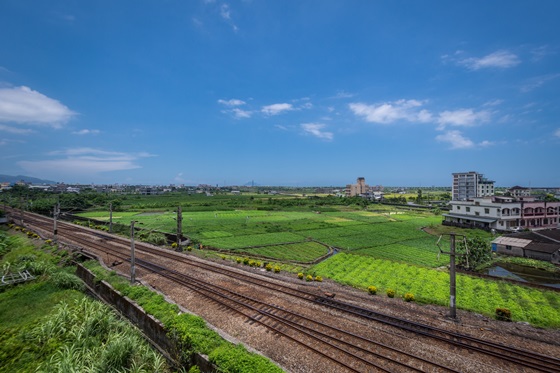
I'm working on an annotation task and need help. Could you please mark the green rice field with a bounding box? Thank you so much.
[78,209,449,266]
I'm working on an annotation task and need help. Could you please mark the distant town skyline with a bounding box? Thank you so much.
[1,1,559,187]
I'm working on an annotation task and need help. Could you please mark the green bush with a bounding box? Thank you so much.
[297,272,304,279]
[367,286,377,295]
[403,292,414,302]
[266,264,273,271]
[314,276,323,282]
[50,271,85,291]
[386,289,395,298]
[496,308,512,322]
[273,265,281,273]
[209,344,283,373]
[305,274,313,282]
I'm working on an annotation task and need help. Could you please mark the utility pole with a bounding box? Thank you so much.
[53,202,60,244]
[176,205,182,248]
[20,196,24,225]
[130,221,136,284]
[449,233,457,319]
[437,232,460,319]
[109,202,113,233]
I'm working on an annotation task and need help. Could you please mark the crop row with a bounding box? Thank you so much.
[312,253,560,327]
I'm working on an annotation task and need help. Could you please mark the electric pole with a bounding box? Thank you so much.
[20,196,24,225]
[130,220,136,284]
[449,233,457,319]
[437,232,460,319]
[53,202,60,244]
[109,202,113,233]
[177,205,183,248]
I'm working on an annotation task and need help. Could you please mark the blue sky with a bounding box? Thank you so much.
[1,1,559,187]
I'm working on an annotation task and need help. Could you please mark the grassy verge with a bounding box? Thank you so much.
[83,260,285,372]
[0,228,170,373]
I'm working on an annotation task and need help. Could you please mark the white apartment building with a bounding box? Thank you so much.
[443,196,560,231]
[452,171,494,201]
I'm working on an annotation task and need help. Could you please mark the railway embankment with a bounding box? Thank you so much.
[76,262,218,373]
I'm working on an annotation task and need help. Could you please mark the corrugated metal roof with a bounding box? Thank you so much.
[492,236,532,248]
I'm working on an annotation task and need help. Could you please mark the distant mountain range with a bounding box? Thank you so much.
[0,174,57,185]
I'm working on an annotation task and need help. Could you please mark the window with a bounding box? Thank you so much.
[466,207,470,212]
[457,206,461,210]
[475,212,480,216]
[485,208,490,214]
[506,245,512,251]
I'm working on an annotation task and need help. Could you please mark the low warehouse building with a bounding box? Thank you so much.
[492,229,560,264]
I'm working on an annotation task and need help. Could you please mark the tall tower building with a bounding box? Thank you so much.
[452,171,494,201]
[345,177,369,197]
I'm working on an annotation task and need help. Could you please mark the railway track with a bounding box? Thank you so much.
[8,208,560,373]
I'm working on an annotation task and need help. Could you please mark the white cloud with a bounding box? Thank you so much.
[262,103,293,116]
[349,99,432,124]
[0,124,34,134]
[458,50,520,70]
[437,109,490,128]
[435,130,474,149]
[231,108,252,119]
[531,45,553,62]
[520,73,560,92]
[218,98,246,106]
[219,3,238,32]
[0,86,76,127]
[483,99,503,107]
[72,129,100,135]
[554,128,560,138]
[18,148,154,175]
[220,4,231,19]
[331,91,355,99]
[301,123,333,141]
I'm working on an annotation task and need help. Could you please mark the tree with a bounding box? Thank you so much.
[456,236,492,270]
[416,189,423,203]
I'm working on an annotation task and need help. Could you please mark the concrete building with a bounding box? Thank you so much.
[443,196,560,231]
[345,177,369,197]
[508,186,531,198]
[452,171,494,201]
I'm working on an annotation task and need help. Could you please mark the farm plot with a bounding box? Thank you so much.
[203,232,304,249]
[312,253,560,328]
[229,241,329,262]
[77,209,454,268]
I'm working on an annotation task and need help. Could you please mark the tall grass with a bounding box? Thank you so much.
[33,298,170,372]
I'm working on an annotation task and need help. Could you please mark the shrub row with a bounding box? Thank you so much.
[368,285,414,302]
[297,272,323,282]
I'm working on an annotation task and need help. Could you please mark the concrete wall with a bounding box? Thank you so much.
[75,264,217,373]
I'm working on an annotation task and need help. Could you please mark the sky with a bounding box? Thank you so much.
[0,1,559,187]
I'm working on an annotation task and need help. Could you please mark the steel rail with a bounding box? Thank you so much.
[13,209,560,372]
